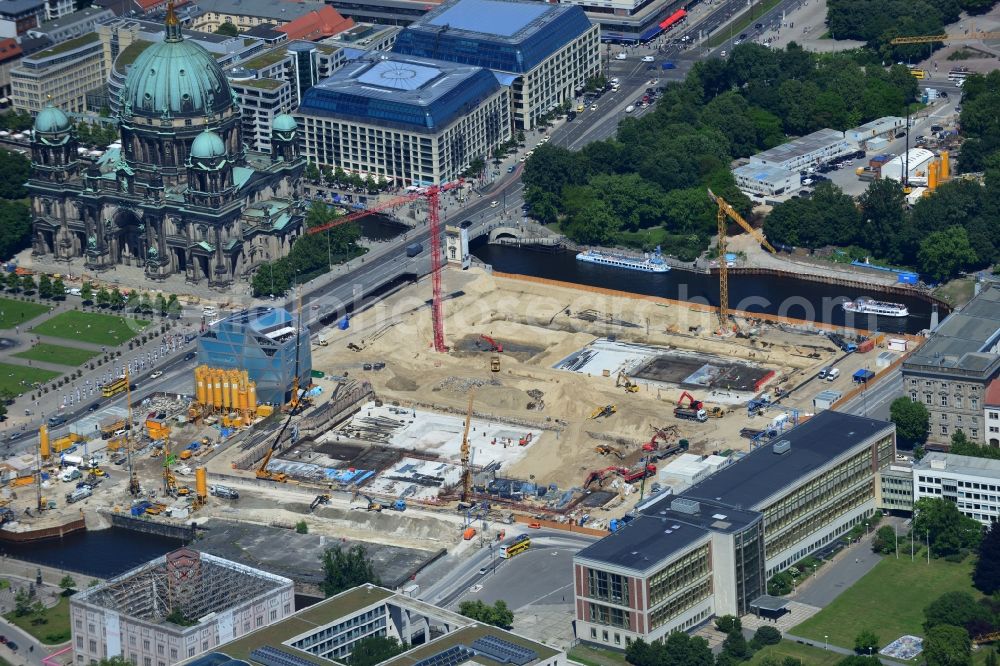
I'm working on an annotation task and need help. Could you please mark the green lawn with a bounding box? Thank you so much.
[13,342,99,367]
[567,644,629,666]
[748,640,842,666]
[0,362,60,395]
[31,311,150,346]
[0,297,51,329]
[706,0,783,48]
[933,277,976,308]
[3,594,71,644]
[792,555,978,649]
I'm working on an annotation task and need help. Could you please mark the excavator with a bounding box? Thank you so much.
[590,404,617,419]
[595,444,624,459]
[256,440,288,483]
[479,334,503,353]
[643,425,680,452]
[364,495,383,512]
[310,494,331,511]
[707,406,732,419]
[616,371,639,393]
[584,467,619,489]
[677,391,704,410]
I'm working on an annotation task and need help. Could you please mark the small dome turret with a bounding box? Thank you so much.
[190,130,226,159]
[35,105,70,134]
[273,114,297,133]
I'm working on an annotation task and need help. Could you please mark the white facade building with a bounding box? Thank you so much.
[881,148,936,184]
[749,128,855,173]
[846,116,905,148]
[732,163,800,196]
[913,452,1000,525]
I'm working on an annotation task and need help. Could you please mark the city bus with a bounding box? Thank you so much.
[102,376,128,398]
[500,535,531,559]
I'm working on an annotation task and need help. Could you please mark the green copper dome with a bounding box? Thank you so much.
[272,114,297,132]
[120,14,235,119]
[190,130,226,159]
[35,105,70,133]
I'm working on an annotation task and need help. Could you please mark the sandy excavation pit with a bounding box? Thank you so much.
[307,269,840,489]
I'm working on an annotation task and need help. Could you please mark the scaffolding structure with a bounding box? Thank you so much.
[78,548,290,623]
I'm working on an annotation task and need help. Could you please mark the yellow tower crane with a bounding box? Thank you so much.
[461,391,475,501]
[706,189,776,330]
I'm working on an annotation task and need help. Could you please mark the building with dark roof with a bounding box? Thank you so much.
[326,0,439,27]
[574,411,895,646]
[0,0,44,37]
[391,0,599,130]
[562,0,686,44]
[902,281,1000,446]
[192,0,326,32]
[0,37,22,103]
[181,584,564,666]
[296,52,509,186]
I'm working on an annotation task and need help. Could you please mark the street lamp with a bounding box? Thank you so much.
[824,635,828,651]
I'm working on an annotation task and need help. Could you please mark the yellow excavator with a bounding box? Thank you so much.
[590,404,617,419]
[616,371,639,393]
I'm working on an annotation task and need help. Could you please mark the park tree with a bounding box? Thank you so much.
[715,615,741,632]
[139,292,152,313]
[347,636,407,666]
[0,200,31,260]
[13,588,31,616]
[750,626,781,650]
[320,545,379,597]
[0,400,7,419]
[0,149,30,199]
[625,633,713,666]
[38,273,52,299]
[59,574,77,595]
[858,178,907,262]
[985,648,998,666]
[923,624,972,666]
[110,288,125,310]
[126,290,139,311]
[767,570,794,595]
[51,277,65,299]
[80,282,93,303]
[20,274,35,293]
[924,591,993,633]
[917,227,978,282]
[854,630,879,654]
[96,287,111,307]
[890,397,929,447]
[305,162,321,182]
[215,22,239,36]
[722,628,750,661]
[457,600,514,629]
[155,293,167,315]
[913,498,984,558]
[872,525,897,554]
[5,271,19,292]
[974,523,1000,594]
[166,294,180,318]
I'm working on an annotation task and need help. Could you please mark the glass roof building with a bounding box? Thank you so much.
[391,0,599,130]
[198,307,312,406]
[295,52,509,186]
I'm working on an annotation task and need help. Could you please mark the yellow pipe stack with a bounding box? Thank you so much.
[928,161,939,191]
[940,150,950,181]
[195,467,208,501]
[39,425,49,459]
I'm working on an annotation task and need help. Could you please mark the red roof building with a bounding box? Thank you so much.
[276,5,352,41]
[987,378,1000,408]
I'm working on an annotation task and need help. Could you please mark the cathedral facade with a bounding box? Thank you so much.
[27,7,305,288]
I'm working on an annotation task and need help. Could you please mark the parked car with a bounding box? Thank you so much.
[641,55,655,62]
[818,366,832,379]
[183,352,196,361]
[6,641,17,651]
[149,370,162,379]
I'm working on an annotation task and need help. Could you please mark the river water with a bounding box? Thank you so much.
[1,528,183,578]
[472,244,933,335]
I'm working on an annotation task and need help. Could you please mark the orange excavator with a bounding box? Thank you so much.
[479,335,503,353]
[643,424,680,452]
[677,391,704,410]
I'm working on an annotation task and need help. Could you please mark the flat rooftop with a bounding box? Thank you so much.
[297,53,502,132]
[750,128,849,166]
[391,0,592,73]
[903,282,1000,376]
[915,452,1000,479]
[683,411,893,510]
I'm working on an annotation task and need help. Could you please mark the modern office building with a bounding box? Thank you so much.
[198,307,311,405]
[27,7,114,42]
[986,379,1000,447]
[70,548,294,666]
[181,584,564,666]
[845,116,905,148]
[902,282,1000,446]
[0,0,44,38]
[391,0,600,130]
[28,9,305,287]
[732,163,800,197]
[296,52,510,186]
[574,411,895,645]
[0,38,22,105]
[10,32,105,113]
[913,452,1000,525]
[748,128,855,173]
[325,0,437,26]
[877,464,915,513]
[561,0,686,43]
[320,22,400,53]
[228,73,295,153]
[192,0,326,33]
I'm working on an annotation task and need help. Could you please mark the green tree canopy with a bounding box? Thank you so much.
[917,227,977,283]
[854,630,879,654]
[890,397,929,447]
[0,200,31,259]
[457,600,514,629]
[974,522,1000,595]
[215,22,239,36]
[913,498,983,558]
[320,545,379,598]
[923,624,972,666]
[347,636,407,666]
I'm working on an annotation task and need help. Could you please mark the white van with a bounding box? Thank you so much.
[826,368,841,381]
[625,105,636,113]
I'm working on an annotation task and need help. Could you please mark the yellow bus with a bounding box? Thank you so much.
[910,68,926,80]
[102,377,128,398]
[500,535,531,559]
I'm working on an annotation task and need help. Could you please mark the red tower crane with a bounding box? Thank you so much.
[306,180,463,352]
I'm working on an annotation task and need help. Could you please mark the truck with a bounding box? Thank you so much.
[66,487,92,504]
[406,242,423,258]
[209,485,239,499]
[620,463,656,483]
[674,407,707,422]
[60,467,82,482]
